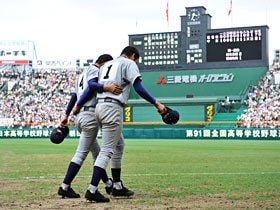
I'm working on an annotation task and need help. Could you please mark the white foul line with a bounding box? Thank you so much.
[1,171,280,181]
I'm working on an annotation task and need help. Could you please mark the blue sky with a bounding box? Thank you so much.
[0,0,279,64]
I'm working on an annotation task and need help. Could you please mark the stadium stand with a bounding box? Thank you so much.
[236,66,280,128]
[0,67,76,128]
[1,64,279,131]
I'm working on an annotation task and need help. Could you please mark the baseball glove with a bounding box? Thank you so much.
[50,126,69,144]
[161,107,180,125]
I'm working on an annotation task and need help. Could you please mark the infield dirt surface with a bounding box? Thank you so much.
[1,179,280,210]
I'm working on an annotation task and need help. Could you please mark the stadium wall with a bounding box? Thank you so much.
[124,97,218,124]
[1,127,280,140]
[129,67,267,100]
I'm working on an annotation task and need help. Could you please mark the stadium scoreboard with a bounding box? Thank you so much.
[129,6,269,71]
[206,28,262,62]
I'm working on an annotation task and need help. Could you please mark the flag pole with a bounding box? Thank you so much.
[227,0,233,27]
[165,0,169,27]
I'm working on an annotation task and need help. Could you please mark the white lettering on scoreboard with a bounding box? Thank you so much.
[206,29,262,44]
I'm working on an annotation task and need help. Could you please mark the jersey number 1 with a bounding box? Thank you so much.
[103,65,112,79]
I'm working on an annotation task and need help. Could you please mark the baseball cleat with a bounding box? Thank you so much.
[85,189,110,203]
[58,187,80,198]
[111,181,134,197]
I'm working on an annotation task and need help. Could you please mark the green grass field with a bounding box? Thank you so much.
[0,139,280,209]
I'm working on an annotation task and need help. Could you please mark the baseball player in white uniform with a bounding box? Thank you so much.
[57,54,122,199]
[82,46,167,202]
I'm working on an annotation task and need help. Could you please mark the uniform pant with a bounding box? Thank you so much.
[71,110,100,165]
[94,102,124,169]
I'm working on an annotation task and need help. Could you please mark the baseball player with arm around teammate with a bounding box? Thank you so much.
[57,54,122,198]
[81,46,166,203]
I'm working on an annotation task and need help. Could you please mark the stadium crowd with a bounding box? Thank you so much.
[1,64,280,129]
[0,67,76,128]
[237,66,280,128]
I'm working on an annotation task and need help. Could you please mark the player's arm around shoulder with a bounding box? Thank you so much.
[103,83,122,95]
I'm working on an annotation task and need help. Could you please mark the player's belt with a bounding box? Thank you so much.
[97,98,124,107]
[80,106,96,112]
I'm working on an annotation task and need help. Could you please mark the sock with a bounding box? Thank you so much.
[101,170,109,184]
[105,178,112,187]
[63,162,81,185]
[113,182,122,190]
[111,168,121,182]
[90,166,105,187]
[61,183,69,191]
[89,184,98,194]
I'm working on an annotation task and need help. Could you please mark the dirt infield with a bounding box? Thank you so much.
[1,179,279,210]
[1,194,279,210]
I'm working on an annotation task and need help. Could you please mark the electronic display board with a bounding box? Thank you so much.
[206,28,262,62]
[130,32,180,66]
[129,6,268,71]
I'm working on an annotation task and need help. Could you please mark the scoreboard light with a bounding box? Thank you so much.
[206,29,262,62]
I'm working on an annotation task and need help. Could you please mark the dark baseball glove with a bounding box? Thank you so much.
[161,107,180,125]
[50,126,69,144]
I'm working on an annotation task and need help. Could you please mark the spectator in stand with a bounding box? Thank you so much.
[0,68,76,128]
[237,66,280,128]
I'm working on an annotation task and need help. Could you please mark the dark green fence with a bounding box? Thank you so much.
[1,127,279,140]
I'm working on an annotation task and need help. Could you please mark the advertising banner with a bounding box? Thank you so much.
[0,40,33,63]
[33,59,76,69]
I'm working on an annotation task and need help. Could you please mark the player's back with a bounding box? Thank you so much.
[97,56,141,105]
[75,65,99,107]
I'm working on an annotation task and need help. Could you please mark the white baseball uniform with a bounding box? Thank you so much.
[94,56,141,169]
[71,64,100,165]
